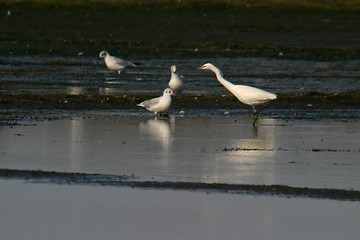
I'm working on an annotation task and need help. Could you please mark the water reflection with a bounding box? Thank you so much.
[139,117,175,164]
[66,87,85,95]
[98,87,122,95]
[65,87,125,95]
[69,119,84,171]
[222,119,276,159]
[1,115,359,189]
[211,119,276,184]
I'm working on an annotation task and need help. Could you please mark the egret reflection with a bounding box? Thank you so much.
[216,118,278,183]
[222,119,277,160]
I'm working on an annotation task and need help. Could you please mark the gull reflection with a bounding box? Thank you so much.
[69,119,85,171]
[139,117,175,163]
[65,87,124,95]
[98,87,121,95]
[66,87,85,95]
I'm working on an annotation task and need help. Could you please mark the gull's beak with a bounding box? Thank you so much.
[198,65,206,70]
[97,57,102,61]
[171,93,176,96]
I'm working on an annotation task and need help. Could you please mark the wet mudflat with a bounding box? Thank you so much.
[1,55,360,96]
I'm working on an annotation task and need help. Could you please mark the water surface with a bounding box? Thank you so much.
[1,113,359,190]
[1,55,359,95]
[1,180,359,240]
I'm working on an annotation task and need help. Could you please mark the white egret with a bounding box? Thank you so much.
[200,63,277,125]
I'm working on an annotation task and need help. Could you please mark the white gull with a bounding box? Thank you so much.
[168,65,184,91]
[138,88,175,117]
[98,50,136,74]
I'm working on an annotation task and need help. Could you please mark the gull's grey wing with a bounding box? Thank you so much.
[113,56,136,67]
[139,96,161,108]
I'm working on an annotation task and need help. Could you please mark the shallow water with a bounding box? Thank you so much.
[1,113,359,190]
[2,5,359,239]
[1,180,360,240]
[1,55,360,95]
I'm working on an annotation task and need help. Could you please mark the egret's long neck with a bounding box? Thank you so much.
[211,67,235,91]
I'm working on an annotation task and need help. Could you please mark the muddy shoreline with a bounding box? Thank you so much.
[1,168,359,201]
[1,92,359,111]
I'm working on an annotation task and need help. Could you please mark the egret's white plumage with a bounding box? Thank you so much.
[98,50,136,74]
[138,88,175,116]
[200,63,277,124]
[168,65,184,91]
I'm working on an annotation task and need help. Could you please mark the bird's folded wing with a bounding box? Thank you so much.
[139,97,161,108]
[114,58,136,67]
[234,85,276,105]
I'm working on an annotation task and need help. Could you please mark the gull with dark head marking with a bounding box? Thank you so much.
[98,50,136,74]
[138,88,175,117]
[199,63,277,125]
[168,65,184,91]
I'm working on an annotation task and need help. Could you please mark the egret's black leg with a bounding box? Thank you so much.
[252,105,264,115]
[252,106,257,113]
[251,115,259,126]
[251,106,260,126]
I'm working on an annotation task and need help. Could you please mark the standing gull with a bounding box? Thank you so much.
[138,88,175,117]
[98,50,136,74]
[168,65,184,91]
[200,63,277,125]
